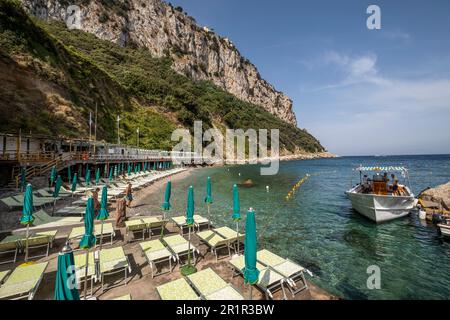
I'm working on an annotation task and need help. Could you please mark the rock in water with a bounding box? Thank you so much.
[419,181,450,211]
[241,179,254,188]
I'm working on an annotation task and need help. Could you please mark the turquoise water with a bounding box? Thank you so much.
[145,155,450,299]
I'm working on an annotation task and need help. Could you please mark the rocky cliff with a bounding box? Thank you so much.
[20,0,297,126]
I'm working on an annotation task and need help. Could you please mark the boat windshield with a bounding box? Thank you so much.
[354,166,411,196]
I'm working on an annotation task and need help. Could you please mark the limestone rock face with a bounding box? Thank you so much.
[420,181,450,211]
[21,0,297,125]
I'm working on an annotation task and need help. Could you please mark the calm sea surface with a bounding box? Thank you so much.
[144,155,450,299]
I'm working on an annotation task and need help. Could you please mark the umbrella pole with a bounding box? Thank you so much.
[52,199,56,217]
[187,225,191,266]
[25,224,29,262]
[83,249,89,299]
[99,220,104,250]
[236,221,240,254]
[249,285,253,300]
[207,204,211,229]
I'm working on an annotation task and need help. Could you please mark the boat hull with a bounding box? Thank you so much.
[346,190,415,223]
[438,224,450,238]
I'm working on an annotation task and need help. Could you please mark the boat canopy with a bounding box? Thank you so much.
[355,166,408,172]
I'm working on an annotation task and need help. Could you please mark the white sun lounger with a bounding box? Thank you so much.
[0,262,48,300]
[171,215,210,234]
[99,247,131,292]
[139,239,174,278]
[187,267,244,300]
[196,230,234,261]
[69,223,115,247]
[73,251,96,296]
[163,234,199,266]
[156,278,200,300]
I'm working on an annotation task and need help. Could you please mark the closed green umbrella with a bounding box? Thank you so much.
[153,162,157,171]
[97,185,109,250]
[95,167,100,185]
[50,165,57,186]
[127,163,131,175]
[21,184,35,262]
[79,197,96,299]
[181,186,196,276]
[71,173,78,195]
[52,175,62,215]
[54,242,80,300]
[243,208,260,300]
[232,184,242,254]
[109,166,113,182]
[204,177,213,229]
[67,166,72,184]
[161,181,171,222]
[85,168,91,187]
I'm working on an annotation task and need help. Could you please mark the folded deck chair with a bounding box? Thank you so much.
[0,270,10,285]
[73,252,96,296]
[0,238,18,265]
[187,267,244,300]
[141,216,167,238]
[229,255,287,300]
[171,215,210,234]
[125,219,147,242]
[196,230,233,261]
[33,209,82,228]
[163,234,199,266]
[0,197,23,210]
[139,239,174,278]
[0,262,48,300]
[214,226,245,254]
[113,294,132,300]
[156,278,199,300]
[257,249,308,296]
[69,223,115,246]
[13,195,54,207]
[99,247,131,292]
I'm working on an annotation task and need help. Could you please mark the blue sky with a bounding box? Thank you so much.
[167,0,450,156]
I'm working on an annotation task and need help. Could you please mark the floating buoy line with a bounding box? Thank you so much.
[285,174,310,201]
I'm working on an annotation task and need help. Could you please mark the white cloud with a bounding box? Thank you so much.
[300,51,450,155]
[380,30,412,43]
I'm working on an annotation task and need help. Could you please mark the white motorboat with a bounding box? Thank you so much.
[345,166,416,223]
[438,222,450,238]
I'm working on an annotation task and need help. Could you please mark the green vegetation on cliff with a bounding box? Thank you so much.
[0,0,324,153]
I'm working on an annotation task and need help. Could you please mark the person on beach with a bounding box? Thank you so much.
[115,196,128,227]
[124,182,133,208]
[92,187,100,216]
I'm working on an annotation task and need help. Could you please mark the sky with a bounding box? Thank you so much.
[166,0,450,156]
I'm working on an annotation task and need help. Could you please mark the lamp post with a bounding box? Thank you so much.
[136,128,139,148]
[117,115,121,145]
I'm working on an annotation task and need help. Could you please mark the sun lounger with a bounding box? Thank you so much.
[99,247,131,292]
[0,238,18,264]
[163,234,199,266]
[32,209,82,228]
[141,216,167,238]
[125,219,147,242]
[0,270,10,285]
[113,294,132,300]
[57,206,87,216]
[36,189,67,198]
[2,230,57,260]
[0,197,22,210]
[13,194,55,207]
[214,226,245,254]
[171,215,210,234]
[0,262,48,300]
[156,278,200,300]
[196,230,234,261]
[73,251,96,296]
[257,249,308,296]
[69,223,115,246]
[229,255,287,300]
[187,267,244,300]
[139,239,174,278]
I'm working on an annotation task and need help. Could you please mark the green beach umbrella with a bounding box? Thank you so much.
[50,165,57,186]
[161,181,171,221]
[79,197,96,298]
[20,166,26,191]
[54,242,80,300]
[109,166,113,181]
[67,166,72,184]
[97,185,109,250]
[53,175,62,198]
[95,167,100,185]
[21,184,35,262]
[127,163,131,175]
[204,177,213,229]
[153,162,156,170]
[243,208,260,299]
[71,173,78,194]
[85,168,91,187]
[181,186,196,276]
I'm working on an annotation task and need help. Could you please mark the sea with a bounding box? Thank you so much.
[143,155,450,299]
